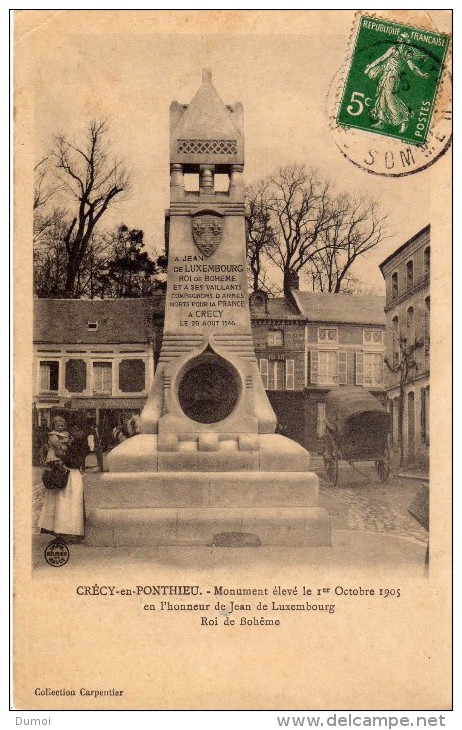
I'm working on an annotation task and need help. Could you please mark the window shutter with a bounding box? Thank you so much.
[94,362,112,394]
[119,359,145,393]
[259,359,268,389]
[338,351,347,384]
[285,359,295,390]
[40,365,50,391]
[355,352,364,385]
[104,365,112,393]
[65,359,87,393]
[40,361,59,391]
[310,351,319,384]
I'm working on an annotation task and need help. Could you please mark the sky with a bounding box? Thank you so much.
[27,10,448,295]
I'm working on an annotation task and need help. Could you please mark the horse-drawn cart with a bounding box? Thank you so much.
[323,387,390,486]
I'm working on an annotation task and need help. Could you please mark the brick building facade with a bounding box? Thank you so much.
[33,297,164,446]
[379,225,430,467]
[250,288,386,448]
[34,288,386,451]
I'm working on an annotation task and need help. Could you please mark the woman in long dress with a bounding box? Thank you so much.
[38,423,88,541]
[364,33,428,133]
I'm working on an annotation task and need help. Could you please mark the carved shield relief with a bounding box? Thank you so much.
[191,214,222,257]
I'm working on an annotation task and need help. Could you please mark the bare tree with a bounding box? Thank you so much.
[245,181,277,293]
[34,157,62,211]
[385,334,423,467]
[49,119,130,296]
[306,194,389,293]
[246,165,333,296]
[246,165,389,296]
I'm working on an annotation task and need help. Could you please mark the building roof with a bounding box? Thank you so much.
[252,296,302,321]
[291,291,385,325]
[34,298,163,344]
[34,289,385,345]
[379,224,430,273]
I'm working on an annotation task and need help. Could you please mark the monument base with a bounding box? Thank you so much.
[84,434,331,547]
[85,494,330,548]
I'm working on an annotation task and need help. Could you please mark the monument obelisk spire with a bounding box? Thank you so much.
[85,71,330,551]
[139,68,275,436]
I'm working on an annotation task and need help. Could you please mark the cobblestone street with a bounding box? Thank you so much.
[312,456,428,543]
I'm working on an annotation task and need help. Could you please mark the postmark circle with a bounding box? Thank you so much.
[44,540,70,567]
[327,65,451,177]
[327,12,452,177]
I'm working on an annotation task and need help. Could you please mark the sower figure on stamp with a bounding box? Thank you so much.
[365,33,428,133]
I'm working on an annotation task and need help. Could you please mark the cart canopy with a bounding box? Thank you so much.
[325,386,389,436]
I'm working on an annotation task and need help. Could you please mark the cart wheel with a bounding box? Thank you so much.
[326,451,339,487]
[376,459,390,483]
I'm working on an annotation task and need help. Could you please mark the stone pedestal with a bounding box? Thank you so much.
[85,433,330,547]
[85,70,331,548]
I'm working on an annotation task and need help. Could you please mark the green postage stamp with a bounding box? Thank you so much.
[337,16,450,146]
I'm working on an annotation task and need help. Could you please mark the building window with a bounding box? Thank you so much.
[259,359,268,389]
[362,352,383,386]
[119,359,145,393]
[392,316,400,367]
[316,403,326,438]
[87,321,99,331]
[424,246,430,277]
[65,359,87,393]
[318,351,338,385]
[39,361,59,392]
[285,359,295,390]
[267,330,283,347]
[391,272,399,298]
[406,306,415,346]
[424,296,430,354]
[318,327,338,344]
[363,329,383,345]
[93,362,112,394]
[406,260,414,289]
[268,361,284,390]
[310,351,347,385]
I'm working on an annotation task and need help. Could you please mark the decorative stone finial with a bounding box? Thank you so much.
[202,68,212,82]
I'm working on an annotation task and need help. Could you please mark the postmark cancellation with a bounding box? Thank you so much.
[329,12,452,176]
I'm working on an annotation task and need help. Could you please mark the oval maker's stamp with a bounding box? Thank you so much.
[328,13,452,176]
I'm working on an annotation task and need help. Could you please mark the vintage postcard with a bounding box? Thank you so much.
[13,10,452,711]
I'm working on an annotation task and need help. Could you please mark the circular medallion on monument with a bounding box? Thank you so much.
[178,354,240,424]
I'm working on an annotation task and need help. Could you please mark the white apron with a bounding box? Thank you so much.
[38,469,85,537]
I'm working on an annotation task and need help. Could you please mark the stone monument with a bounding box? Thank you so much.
[86,70,331,547]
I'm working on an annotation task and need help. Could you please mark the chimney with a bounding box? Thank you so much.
[287,270,300,290]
